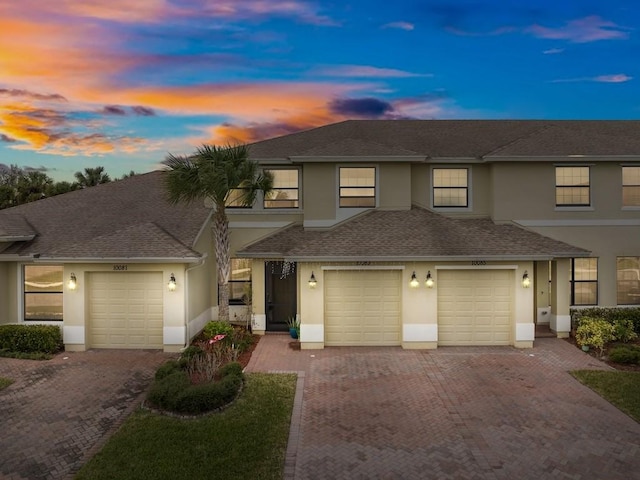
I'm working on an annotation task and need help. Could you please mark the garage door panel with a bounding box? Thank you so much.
[438,270,513,346]
[325,270,401,346]
[89,272,164,349]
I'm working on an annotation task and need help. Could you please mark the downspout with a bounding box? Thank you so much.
[183,253,208,349]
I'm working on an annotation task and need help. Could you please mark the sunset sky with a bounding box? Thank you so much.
[1,0,638,181]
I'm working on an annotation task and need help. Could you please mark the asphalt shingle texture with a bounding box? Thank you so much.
[238,207,589,260]
[0,171,210,260]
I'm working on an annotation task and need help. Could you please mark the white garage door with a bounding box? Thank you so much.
[88,272,164,349]
[325,270,401,346]
[438,270,513,346]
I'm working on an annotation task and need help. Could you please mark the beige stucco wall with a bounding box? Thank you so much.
[378,164,412,210]
[301,163,336,221]
[0,263,21,324]
[492,162,639,221]
[296,260,535,350]
[0,262,9,323]
[61,262,188,352]
[528,225,640,306]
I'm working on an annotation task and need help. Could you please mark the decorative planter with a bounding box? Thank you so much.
[289,328,298,339]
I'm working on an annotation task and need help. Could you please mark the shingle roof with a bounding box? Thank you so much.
[237,207,589,260]
[0,214,36,241]
[248,120,640,160]
[0,171,210,261]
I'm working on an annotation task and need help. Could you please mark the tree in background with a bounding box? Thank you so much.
[163,144,273,322]
[74,166,111,187]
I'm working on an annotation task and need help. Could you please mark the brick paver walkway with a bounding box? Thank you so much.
[0,350,172,480]
[246,336,640,480]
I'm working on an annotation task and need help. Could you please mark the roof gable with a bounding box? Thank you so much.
[0,171,210,261]
[237,207,589,260]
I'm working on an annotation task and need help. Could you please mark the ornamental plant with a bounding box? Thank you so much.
[575,316,616,357]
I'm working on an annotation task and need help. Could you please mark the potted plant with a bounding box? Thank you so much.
[287,316,300,339]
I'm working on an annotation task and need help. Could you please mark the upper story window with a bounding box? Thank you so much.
[555,166,590,207]
[226,188,251,209]
[617,257,640,305]
[339,167,376,207]
[570,258,598,306]
[622,166,640,207]
[433,168,468,208]
[24,265,63,321]
[264,169,299,208]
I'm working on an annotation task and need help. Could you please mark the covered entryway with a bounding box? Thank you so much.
[324,269,401,346]
[438,269,513,345]
[88,272,164,348]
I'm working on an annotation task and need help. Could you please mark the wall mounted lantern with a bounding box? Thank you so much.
[409,271,419,288]
[308,271,317,288]
[522,271,530,288]
[425,271,434,288]
[168,273,177,291]
[67,273,77,290]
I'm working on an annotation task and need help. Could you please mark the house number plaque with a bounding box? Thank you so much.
[112,264,128,271]
[471,260,486,266]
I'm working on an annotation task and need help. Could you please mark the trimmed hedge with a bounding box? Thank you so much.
[0,325,63,354]
[571,307,640,335]
[608,345,640,365]
[147,361,244,415]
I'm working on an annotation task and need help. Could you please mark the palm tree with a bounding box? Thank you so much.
[74,166,111,187]
[163,144,273,323]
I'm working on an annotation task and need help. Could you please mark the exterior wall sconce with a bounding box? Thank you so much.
[425,271,434,288]
[409,271,419,288]
[308,271,317,288]
[168,273,177,291]
[67,273,77,290]
[522,271,530,288]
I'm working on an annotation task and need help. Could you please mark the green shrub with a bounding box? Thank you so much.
[219,361,243,377]
[575,317,616,356]
[572,307,640,335]
[202,321,234,339]
[0,325,63,354]
[155,360,182,380]
[608,345,640,364]
[613,318,639,343]
[230,327,255,353]
[147,361,244,414]
[147,371,191,411]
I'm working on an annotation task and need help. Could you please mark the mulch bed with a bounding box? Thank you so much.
[565,335,640,372]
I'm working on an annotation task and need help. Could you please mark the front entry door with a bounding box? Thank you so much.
[265,261,297,332]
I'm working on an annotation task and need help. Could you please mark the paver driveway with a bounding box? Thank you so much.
[0,350,171,480]
[246,336,640,480]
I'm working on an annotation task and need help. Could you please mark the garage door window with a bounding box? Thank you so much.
[570,258,597,306]
[24,265,63,321]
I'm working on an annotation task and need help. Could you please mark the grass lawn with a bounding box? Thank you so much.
[572,370,640,422]
[75,373,297,480]
[0,377,13,391]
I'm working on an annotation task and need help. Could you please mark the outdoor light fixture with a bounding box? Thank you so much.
[67,273,77,290]
[308,271,317,288]
[409,271,419,288]
[522,271,530,288]
[168,273,177,291]
[425,271,434,288]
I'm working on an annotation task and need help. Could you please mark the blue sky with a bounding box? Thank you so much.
[0,0,638,181]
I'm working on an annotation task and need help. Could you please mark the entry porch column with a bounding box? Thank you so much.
[550,258,571,338]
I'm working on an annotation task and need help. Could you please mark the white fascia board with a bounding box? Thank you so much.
[33,256,204,264]
[484,155,640,162]
[238,254,560,262]
[289,155,427,163]
[516,219,640,227]
[429,157,483,164]
[253,157,294,165]
[0,235,36,242]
